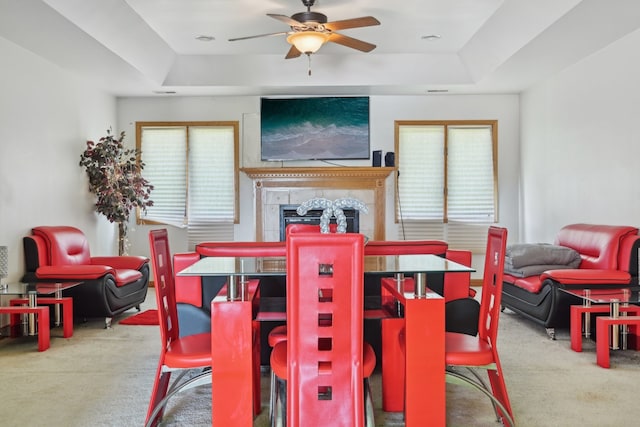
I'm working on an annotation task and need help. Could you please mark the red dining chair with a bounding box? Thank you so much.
[267,323,287,425]
[443,249,480,336]
[266,222,337,424]
[270,232,376,427]
[146,229,212,427]
[443,226,514,426]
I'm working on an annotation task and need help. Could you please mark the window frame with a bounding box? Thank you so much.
[135,121,240,226]
[394,120,498,248]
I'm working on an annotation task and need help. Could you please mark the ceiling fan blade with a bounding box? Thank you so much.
[328,33,376,52]
[228,31,289,42]
[268,13,303,27]
[285,45,302,59]
[324,16,380,31]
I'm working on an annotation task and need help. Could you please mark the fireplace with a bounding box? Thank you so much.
[279,204,360,241]
[241,167,394,241]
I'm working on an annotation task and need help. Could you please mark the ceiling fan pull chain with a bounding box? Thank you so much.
[307,54,312,76]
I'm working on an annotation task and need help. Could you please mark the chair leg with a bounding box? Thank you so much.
[446,370,515,427]
[487,364,513,424]
[146,369,171,427]
[145,370,211,427]
[269,368,276,426]
[272,377,286,427]
[463,367,500,421]
[364,378,375,427]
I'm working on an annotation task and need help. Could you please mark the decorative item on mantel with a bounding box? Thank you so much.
[79,128,154,255]
[297,197,369,234]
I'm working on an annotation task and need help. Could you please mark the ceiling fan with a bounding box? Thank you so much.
[228,0,381,59]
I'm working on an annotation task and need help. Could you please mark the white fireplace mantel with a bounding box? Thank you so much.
[241,167,395,241]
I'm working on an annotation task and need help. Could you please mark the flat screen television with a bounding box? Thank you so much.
[260,96,370,161]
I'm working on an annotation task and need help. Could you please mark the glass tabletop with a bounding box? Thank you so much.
[560,286,640,304]
[177,254,475,277]
[0,282,82,296]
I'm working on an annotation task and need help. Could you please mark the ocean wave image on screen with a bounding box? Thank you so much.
[261,97,369,161]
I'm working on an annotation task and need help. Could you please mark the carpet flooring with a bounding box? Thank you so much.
[1,288,640,426]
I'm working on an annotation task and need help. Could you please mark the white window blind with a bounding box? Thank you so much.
[447,126,495,223]
[138,123,238,249]
[397,126,444,220]
[140,127,187,227]
[396,122,497,252]
[187,126,235,246]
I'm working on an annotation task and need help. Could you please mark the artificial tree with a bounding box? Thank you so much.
[79,128,153,255]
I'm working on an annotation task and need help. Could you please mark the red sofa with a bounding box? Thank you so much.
[22,226,150,327]
[502,224,640,338]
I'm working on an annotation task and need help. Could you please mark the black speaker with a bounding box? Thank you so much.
[372,150,382,167]
[385,152,395,167]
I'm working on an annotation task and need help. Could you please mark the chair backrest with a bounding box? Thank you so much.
[149,229,180,346]
[554,223,638,270]
[285,223,338,236]
[478,226,508,345]
[31,226,91,266]
[286,232,366,427]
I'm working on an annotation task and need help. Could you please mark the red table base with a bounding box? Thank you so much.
[1,306,50,351]
[380,278,446,426]
[570,304,640,353]
[596,316,640,368]
[9,297,74,338]
[210,282,261,426]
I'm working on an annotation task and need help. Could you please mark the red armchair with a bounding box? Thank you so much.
[22,226,150,327]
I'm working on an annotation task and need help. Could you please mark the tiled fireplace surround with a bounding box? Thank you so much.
[242,167,394,242]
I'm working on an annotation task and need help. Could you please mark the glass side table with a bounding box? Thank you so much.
[560,286,640,367]
[1,282,81,335]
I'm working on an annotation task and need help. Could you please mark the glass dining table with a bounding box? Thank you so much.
[178,253,474,426]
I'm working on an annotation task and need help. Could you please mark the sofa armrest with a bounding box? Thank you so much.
[504,274,543,293]
[541,269,630,286]
[91,256,149,271]
[36,264,114,280]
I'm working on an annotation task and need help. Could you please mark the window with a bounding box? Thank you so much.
[395,120,497,251]
[136,122,239,248]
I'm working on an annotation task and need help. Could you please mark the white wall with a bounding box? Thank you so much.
[520,28,640,243]
[0,36,118,286]
[117,94,521,259]
[0,31,522,292]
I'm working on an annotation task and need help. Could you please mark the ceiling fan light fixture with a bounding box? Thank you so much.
[287,31,329,54]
